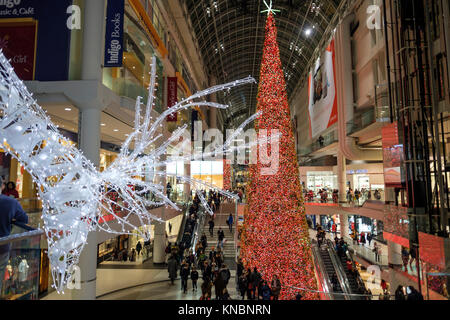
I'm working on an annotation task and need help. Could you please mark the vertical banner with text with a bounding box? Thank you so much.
[167,76,178,122]
[104,0,124,67]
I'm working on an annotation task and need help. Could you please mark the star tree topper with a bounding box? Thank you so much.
[261,0,281,15]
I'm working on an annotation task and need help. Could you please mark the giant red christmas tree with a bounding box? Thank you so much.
[240,11,319,300]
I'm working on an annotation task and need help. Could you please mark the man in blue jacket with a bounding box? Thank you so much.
[0,176,29,294]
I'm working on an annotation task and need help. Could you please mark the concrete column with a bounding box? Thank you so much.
[209,108,217,130]
[71,0,106,300]
[339,213,349,239]
[388,240,404,292]
[81,0,106,81]
[184,162,191,202]
[387,241,403,267]
[337,150,347,203]
[153,220,167,263]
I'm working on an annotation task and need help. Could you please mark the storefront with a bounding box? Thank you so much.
[306,171,337,193]
[348,215,384,241]
[191,160,223,190]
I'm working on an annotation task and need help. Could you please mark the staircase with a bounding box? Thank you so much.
[204,202,237,269]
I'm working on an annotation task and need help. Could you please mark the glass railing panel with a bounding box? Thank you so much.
[0,225,43,300]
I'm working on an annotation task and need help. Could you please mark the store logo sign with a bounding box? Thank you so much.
[104,0,124,67]
[367,5,382,30]
[0,0,21,9]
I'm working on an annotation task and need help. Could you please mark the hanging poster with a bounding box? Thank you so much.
[308,39,338,138]
[167,76,178,122]
[104,0,124,67]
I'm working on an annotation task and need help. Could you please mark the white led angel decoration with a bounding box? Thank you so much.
[0,51,270,293]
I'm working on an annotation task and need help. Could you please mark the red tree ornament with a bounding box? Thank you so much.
[240,12,319,300]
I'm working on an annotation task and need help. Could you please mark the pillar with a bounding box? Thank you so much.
[337,150,347,203]
[388,240,403,292]
[339,213,349,239]
[153,220,166,263]
[71,0,106,301]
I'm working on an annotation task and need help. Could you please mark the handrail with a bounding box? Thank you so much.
[190,207,206,255]
[311,242,333,300]
[347,249,369,299]
[176,202,191,245]
[0,228,43,246]
[326,240,352,300]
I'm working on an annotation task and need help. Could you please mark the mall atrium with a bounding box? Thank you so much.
[0,0,449,303]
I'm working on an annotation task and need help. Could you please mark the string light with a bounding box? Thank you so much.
[0,51,261,293]
[240,13,319,300]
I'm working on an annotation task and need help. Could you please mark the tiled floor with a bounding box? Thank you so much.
[98,274,240,300]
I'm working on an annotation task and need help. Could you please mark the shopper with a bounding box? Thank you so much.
[401,247,410,272]
[188,265,198,292]
[373,243,380,263]
[167,255,178,285]
[213,270,226,300]
[250,267,261,300]
[227,213,233,233]
[180,263,190,293]
[261,281,272,300]
[136,241,142,257]
[0,176,29,294]
[2,181,19,199]
[166,182,172,199]
[238,272,248,300]
[219,264,231,286]
[217,228,225,249]
[367,232,373,246]
[271,275,281,300]
[395,285,406,300]
[208,218,214,237]
[201,278,213,299]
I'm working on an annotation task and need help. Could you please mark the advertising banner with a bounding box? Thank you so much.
[104,0,124,67]
[382,122,404,187]
[0,21,36,80]
[308,39,338,138]
[167,76,178,122]
[0,0,73,81]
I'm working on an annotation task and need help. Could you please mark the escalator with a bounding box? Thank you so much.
[326,239,369,300]
[311,239,348,300]
[319,245,346,300]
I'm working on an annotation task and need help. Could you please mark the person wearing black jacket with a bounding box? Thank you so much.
[191,266,199,291]
[180,263,190,293]
[203,261,212,281]
[238,272,248,300]
[208,218,215,236]
[395,285,406,300]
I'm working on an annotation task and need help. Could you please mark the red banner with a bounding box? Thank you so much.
[0,22,37,80]
[167,76,178,122]
[382,122,404,187]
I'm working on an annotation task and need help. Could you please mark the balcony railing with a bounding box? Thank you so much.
[0,223,43,300]
[299,130,338,156]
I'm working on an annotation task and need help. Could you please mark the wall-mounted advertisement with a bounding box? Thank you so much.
[167,76,178,122]
[0,20,37,80]
[382,122,405,187]
[308,39,338,138]
[0,0,73,81]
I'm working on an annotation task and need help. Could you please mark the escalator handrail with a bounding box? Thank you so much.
[311,241,333,300]
[347,250,369,298]
[325,240,352,300]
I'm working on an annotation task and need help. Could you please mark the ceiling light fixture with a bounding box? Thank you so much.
[64,108,72,111]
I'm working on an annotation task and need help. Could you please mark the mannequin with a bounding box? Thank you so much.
[18,258,29,282]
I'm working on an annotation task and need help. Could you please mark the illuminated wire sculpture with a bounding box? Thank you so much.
[0,51,269,293]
